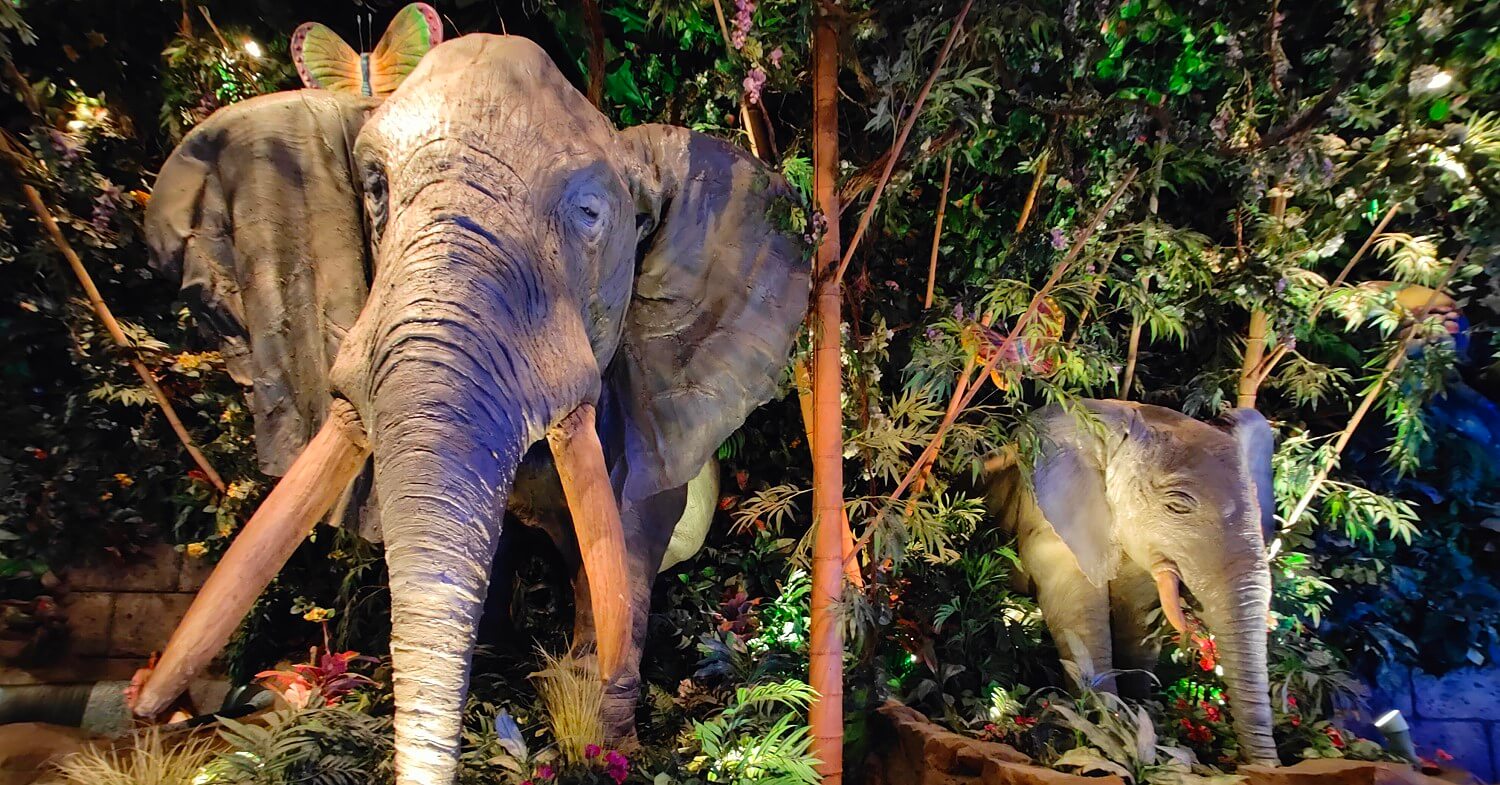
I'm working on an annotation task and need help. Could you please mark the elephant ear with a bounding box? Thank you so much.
[147,90,377,475]
[1221,408,1276,542]
[612,124,811,498]
[1031,402,1140,586]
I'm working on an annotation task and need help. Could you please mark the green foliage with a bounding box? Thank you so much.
[685,680,821,785]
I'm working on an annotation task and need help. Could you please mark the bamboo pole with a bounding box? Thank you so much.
[808,8,845,781]
[793,360,864,589]
[3,144,227,493]
[1282,247,1466,530]
[834,0,975,283]
[1252,201,1401,387]
[1236,188,1288,409]
[1120,145,1165,399]
[923,152,954,309]
[1012,148,1050,236]
[849,169,1138,561]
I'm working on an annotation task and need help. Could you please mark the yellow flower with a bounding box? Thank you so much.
[216,519,234,538]
[175,352,203,370]
[113,473,134,487]
[185,542,208,559]
[302,607,332,622]
[226,481,252,500]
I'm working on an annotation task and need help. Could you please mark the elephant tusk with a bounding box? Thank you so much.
[547,402,632,683]
[131,399,369,718]
[1153,567,1191,636]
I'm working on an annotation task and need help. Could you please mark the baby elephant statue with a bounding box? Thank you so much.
[984,399,1280,765]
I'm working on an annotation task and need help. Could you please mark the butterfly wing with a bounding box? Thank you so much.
[368,3,444,98]
[291,22,364,94]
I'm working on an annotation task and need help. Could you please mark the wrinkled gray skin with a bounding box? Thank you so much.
[984,399,1278,765]
[148,35,808,784]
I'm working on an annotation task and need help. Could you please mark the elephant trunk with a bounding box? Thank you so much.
[1196,564,1279,766]
[350,212,629,785]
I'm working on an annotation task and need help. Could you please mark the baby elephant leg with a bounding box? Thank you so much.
[1019,527,1115,691]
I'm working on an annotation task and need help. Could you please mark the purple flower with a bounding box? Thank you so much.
[47,129,82,163]
[1275,277,1288,294]
[1048,227,1068,250]
[769,47,784,67]
[535,764,555,780]
[585,743,602,759]
[731,0,756,49]
[743,67,768,104]
[925,326,941,340]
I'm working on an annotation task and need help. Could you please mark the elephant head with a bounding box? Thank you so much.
[136,35,808,784]
[995,399,1278,764]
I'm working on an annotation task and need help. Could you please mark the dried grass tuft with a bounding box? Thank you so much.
[51,726,217,785]
[530,647,604,764]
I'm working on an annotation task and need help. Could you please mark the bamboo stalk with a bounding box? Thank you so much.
[793,359,864,589]
[1236,188,1288,410]
[834,0,975,283]
[849,168,1138,562]
[808,9,845,781]
[581,0,606,108]
[1121,147,1166,399]
[1012,148,1050,236]
[1282,247,1466,530]
[923,152,955,309]
[1253,201,1401,387]
[6,153,227,492]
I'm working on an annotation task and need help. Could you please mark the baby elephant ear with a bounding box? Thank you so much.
[1221,408,1277,543]
[613,124,811,498]
[147,90,377,475]
[1030,403,1132,586]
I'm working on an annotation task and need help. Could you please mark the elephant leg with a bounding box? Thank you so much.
[571,485,686,743]
[1019,525,1115,691]
[1110,564,1162,699]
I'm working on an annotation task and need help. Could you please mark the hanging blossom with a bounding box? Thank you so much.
[743,67,768,104]
[730,0,755,48]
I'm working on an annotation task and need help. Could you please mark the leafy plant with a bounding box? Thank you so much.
[686,679,820,785]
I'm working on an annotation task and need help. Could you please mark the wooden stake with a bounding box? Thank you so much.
[1281,247,1466,530]
[6,152,227,492]
[581,0,606,108]
[923,152,954,309]
[809,7,845,780]
[835,0,975,283]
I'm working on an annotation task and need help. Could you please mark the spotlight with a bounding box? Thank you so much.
[1374,709,1418,763]
[243,39,263,59]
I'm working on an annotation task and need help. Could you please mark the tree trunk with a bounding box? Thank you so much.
[809,7,845,782]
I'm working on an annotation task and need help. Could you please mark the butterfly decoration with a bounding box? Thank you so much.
[960,298,1066,391]
[291,3,444,99]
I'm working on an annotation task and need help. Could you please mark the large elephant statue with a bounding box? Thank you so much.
[983,399,1279,765]
[131,34,809,784]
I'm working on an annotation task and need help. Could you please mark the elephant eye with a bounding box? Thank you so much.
[362,163,389,245]
[568,190,609,240]
[1164,490,1197,515]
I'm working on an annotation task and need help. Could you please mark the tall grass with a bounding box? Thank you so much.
[52,727,217,785]
[530,648,604,764]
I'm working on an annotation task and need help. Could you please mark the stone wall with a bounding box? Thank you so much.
[0,542,208,688]
[1367,651,1500,782]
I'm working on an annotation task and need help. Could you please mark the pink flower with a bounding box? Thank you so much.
[743,67,768,104]
[535,764,555,780]
[585,743,602,759]
[604,750,630,784]
[769,47,783,67]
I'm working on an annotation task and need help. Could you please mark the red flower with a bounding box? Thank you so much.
[585,744,602,759]
[30,448,47,460]
[1202,703,1222,723]
[1174,698,1190,710]
[1324,727,1345,749]
[1290,715,1301,727]
[1014,715,1037,727]
[1179,718,1194,731]
[1188,723,1213,744]
[1286,696,1297,708]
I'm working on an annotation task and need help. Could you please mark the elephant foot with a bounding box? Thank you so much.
[600,673,642,746]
